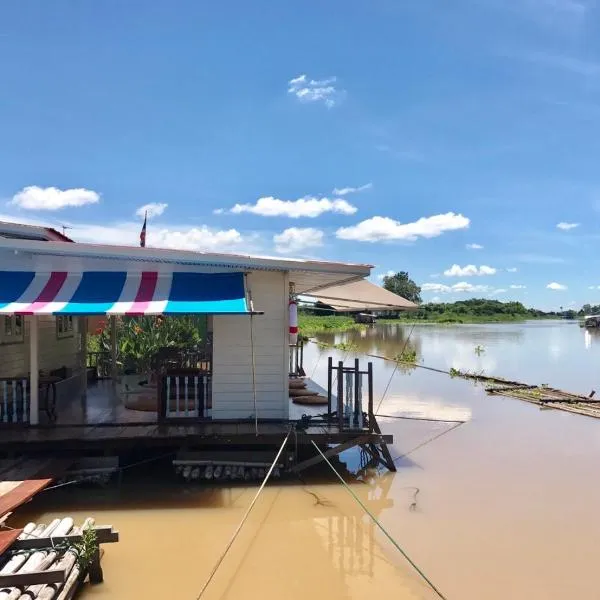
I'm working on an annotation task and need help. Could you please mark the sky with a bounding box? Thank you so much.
[1,0,600,310]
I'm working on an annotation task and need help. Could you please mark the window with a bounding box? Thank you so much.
[56,316,74,339]
[1,316,24,344]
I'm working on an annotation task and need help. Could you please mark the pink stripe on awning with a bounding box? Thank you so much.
[126,272,158,315]
[20,272,68,314]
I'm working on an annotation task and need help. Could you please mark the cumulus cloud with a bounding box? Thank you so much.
[332,183,372,196]
[547,282,567,290]
[226,196,357,218]
[510,284,527,289]
[336,212,469,243]
[273,227,324,254]
[443,264,497,277]
[288,74,343,108]
[556,222,579,230]
[506,267,518,272]
[377,270,396,281]
[421,282,490,294]
[466,243,483,250]
[10,186,100,210]
[65,221,246,252]
[136,203,168,219]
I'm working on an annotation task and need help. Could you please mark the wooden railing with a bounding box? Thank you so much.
[327,358,374,432]
[158,369,211,421]
[0,377,30,424]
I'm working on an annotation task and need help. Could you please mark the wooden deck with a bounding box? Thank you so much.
[0,379,393,469]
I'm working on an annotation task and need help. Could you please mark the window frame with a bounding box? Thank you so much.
[0,315,24,345]
[56,315,75,340]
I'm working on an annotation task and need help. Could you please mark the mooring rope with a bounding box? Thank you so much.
[194,430,291,600]
[392,422,465,464]
[375,322,416,415]
[310,440,448,600]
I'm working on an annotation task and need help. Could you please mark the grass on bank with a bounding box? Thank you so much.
[298,314,366,335]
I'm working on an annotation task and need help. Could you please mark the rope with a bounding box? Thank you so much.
[375,323,415,415]
[392,422,465,463]
[377,413,466,424]
[250,312,258,436]
[194,431,291,600]
[310,440,448,600]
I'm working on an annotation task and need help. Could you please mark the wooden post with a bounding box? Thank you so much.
[80,317,88,400]
[337,361,344,431]
[327,357,333,417]
[368,362,374,433]
[110,316,117,385]
[88,546,103,584]
[29,316,39,425]
[354,358,360,428]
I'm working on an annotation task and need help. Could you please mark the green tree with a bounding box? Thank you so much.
[382,271,422,304]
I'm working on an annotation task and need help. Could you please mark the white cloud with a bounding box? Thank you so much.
[430,296,442,303]
[510,284,527,289]
[547,282,568,290]
[135,203,168,219]
[332,183,372,196]
[336,212,469,243]
[376,270,396,281]
[443,264,497,277]
[227,196,357,218]
[489,289,507,296]
[287,74,343,108]
[588,285,600,290]
[421,282,490,294]
[67,221,246,252]
[466,243,483,250]
[10,186,100,210]
[273,227,324,254]
[506,267,518,272]
[557,222,579,230]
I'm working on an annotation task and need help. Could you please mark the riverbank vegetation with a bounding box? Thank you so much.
[298,314,364,335]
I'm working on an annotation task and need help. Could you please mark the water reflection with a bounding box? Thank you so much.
[314,320,600,392]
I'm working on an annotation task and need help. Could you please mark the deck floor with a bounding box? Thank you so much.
[0,378,391,453]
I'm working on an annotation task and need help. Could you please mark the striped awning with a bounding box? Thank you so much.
[0,271,250,315]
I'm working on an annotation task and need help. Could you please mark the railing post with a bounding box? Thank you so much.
[29,316,39,425]
[367,362,374,433]
[327,357,333,417]
[337,361,344,430]
[354,358,360,428]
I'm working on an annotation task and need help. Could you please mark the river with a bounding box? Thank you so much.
[14,321,600,599]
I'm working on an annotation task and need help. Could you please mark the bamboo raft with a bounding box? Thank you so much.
[0,516,119,599]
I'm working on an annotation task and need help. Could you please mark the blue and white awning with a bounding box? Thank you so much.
[0,271,250,315]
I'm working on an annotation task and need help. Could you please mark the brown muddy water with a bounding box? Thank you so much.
[14,321,600,599]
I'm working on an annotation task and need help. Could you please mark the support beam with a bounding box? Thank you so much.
[29,315,39,425]
[80,317,88,399]
[110,316,118,385]
[292,436,370,473]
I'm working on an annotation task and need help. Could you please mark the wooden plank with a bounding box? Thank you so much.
[12,526,118,550]
[0,478,53,518]
[292,436,370,472]
[0,528,22,554]
[0,568,66,586]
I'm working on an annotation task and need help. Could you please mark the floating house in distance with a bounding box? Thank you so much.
[0,226,413,473]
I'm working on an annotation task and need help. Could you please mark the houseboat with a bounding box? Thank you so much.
[0,227,413,474]
[583,315,600,328]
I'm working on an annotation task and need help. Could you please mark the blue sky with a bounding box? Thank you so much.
[1,0,599,309]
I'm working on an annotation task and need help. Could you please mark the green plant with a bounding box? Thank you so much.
[333,342,358,352]
[395,348,419,364]
[87,316,206,374]
[72,527,98,570]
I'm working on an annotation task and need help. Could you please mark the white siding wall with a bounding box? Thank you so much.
[212,270,289,420]
[0,316,81,378]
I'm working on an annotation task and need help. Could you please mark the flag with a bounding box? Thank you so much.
[140,211,147,247]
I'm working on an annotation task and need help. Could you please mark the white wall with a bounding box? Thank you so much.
[0,316,81,378]
[212,270,289,420]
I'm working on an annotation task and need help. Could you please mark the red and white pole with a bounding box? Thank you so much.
[289,298,298,345]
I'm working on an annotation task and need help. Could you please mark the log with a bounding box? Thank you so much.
[288,379,307,389]
[0,569,65,587]
[0,524,46,576]
[36,552,78,600]
[11,526,118,551]
[15,550,60,599]
[291,394,328,406]
[289,388,320,397]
